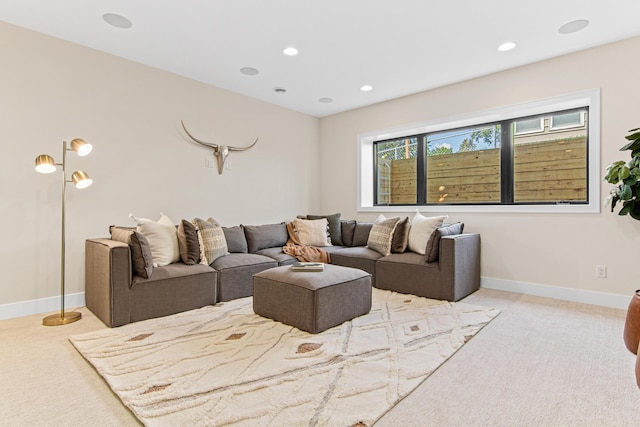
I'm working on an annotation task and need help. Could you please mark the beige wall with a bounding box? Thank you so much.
[3,20,639,315]
[0,22,320,308]
[319,36,640,300]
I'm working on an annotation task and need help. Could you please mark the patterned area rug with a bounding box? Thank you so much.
[70,288,499,426]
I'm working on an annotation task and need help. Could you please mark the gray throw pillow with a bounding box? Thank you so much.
[391,217,410,253]
[223,225,248,253]
[243,223,288,253]
[109,226,153,279]
[307,213,342,245]
[177,220,200,265]
[425,222,464,263]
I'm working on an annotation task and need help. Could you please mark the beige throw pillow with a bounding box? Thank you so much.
[193,217,228,264]
[407,211,448,255]
[129,213,180,267]
[367,216,401,256]
[293,218,331,246]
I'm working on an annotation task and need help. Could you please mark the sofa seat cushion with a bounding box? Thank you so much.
[330,246,383,277]
[377,251,441,267]
[131,263,215,287]
[317,245,348,254]
[211,253,276,270]
[256,247,297,265]
[211,253,278,302]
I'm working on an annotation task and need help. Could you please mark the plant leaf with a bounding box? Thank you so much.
[619,202,632,216]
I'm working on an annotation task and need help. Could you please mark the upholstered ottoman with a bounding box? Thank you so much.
[253,264,372,334]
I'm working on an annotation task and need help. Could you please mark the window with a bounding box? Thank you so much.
[550,111,584,130]
[358,89,601,214]
[514,117,544,135]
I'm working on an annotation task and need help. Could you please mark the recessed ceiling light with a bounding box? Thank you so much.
[497,42,516,52]
[318,98,333,103]
[274,87,287,94]
[283,47,299,56]
[558,19,590,34]
[103,13,132,29]
[240,67,259,76]
[360,85,373,92]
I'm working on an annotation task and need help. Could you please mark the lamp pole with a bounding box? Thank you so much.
[38,139,92,326]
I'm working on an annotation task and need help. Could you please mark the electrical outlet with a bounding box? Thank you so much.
[596,265,607,278]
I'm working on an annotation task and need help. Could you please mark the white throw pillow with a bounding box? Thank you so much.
[129,213,180,267]
[293,218,331,246]
[407,210,448,255]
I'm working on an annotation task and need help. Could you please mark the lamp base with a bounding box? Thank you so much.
[42,311,82,326]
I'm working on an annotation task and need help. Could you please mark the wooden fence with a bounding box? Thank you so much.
[381,137,586,205]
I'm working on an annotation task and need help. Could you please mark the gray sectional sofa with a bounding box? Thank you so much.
[85,218,480,327]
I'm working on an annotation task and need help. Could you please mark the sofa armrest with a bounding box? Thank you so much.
[85,238,133,327]
[439,233,481,301]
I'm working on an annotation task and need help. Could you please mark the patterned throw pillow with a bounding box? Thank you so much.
[407,210,448,255]
[367,217,401,256]
[293,218,331,246]
[376,214,410,253]
[306,213,342,245]
[193,218,228,265]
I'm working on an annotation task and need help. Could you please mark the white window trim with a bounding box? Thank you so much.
[357,88,601,214]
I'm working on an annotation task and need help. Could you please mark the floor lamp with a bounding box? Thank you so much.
[35,139,93,326]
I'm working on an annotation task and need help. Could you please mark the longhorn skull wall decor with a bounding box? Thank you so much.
[181,120,259,174]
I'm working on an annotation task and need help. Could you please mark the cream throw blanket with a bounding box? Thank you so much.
[282,222,331,263]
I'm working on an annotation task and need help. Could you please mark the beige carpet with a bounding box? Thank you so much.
[69,288,498,426]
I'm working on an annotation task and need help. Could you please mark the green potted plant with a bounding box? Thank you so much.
[604,128,640,219]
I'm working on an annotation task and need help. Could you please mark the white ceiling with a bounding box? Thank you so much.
[2,0,640,118]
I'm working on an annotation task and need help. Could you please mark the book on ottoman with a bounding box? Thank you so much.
[291,262,324,272]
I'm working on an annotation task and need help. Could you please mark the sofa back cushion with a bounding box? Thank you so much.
[223,225,248,253]
[340,220,356,246]
[352,221,374,247]
[244,222,289,253]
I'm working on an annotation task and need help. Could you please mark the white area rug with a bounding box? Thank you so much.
[70,288,499,426]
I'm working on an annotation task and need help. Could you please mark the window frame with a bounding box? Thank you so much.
[357,89,601,214]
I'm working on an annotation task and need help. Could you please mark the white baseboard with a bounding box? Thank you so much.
[0,280,630,321]
[0,293,85,321]
[481,277,630,310]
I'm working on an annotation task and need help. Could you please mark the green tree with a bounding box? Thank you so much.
[470,125,501,148]
[458,138,477,152]
[427,144,453,156]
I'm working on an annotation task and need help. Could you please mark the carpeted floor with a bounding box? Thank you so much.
[1,288,639,426]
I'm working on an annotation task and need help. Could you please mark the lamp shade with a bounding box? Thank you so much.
[70,138,92,156]
[71,170,93,189]
[35,154,57,173]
